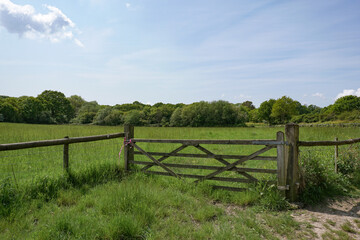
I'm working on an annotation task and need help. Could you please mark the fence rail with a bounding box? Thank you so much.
[299,138,360,147]
[1,123,359,202]
[0,132,125,172]
[0,133,125,151]
[125,124,286,194]
[133,138,286,146]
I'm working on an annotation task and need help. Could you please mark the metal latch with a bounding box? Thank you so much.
[277,185,289,191]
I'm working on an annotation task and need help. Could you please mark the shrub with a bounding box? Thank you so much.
[299,151,350,205]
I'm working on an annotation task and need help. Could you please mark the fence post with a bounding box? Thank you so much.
[124,125,134,171]
[63,136,69,171]
[334,137,338,173]
[276,131,286,196]
[285,123,300,201]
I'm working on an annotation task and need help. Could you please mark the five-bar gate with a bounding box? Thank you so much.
[123,125,296,197]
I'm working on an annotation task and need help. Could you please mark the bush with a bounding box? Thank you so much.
[299,151,350,205]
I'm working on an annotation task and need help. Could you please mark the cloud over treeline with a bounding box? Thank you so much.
[336,88,360,99]
[0,0,83,46]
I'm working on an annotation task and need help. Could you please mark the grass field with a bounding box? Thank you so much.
[1,123,360,239]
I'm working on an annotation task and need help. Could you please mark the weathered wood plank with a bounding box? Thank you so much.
[334,137,338,173]
[285,123,300,202]
[212,185,247,192]
[0,132,125,151]
[144,171,258,183]
[124,125,134,171]
[194,144,229,165]
[130,160,277,174]
[195,145,274,183]
[141,144,188,171]
[277,131,286,196]
[299,138,360,147]
[194,144,259,181]
[131,143,179,178]
[133,139,285,145]
[133,151,277,161]
[63,136,69,171]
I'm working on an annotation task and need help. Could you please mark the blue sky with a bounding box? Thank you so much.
[0,0,359,107]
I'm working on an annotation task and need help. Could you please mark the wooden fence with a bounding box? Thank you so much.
[0,132,125,171]
[123,124,360,201]
[123,124,304,200]
[1,124,359,201]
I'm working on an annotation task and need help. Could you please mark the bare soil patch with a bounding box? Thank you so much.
[292,197,360,239]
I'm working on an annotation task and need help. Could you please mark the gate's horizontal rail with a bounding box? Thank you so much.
[131,160,277,174]
[133,139,286,145]
[212,185,247,192]
[0,133,125,151]
[144,170,257,182]
[141,170,277,184]
[133,151,277,161]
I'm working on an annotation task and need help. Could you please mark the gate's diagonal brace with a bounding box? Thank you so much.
[141,144,189,171]
[195,145,274,183]
[194,144,230,165]
[131,142,180,178]
[194,144,258,181]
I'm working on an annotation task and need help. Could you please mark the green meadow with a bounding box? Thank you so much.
[0,123,360,239]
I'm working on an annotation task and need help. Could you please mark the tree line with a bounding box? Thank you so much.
[0,90,359,126]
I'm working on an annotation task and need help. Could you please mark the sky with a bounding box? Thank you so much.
[0,0,359,107]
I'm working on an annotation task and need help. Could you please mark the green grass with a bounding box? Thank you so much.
[0,123,360,239]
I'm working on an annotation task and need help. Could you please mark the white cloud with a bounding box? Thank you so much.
[234,94,252,100]
[74,38,84,48]
[125,3,131,9]
[312,92,324,98]
[336,88,360,99]
[0,0,80,46]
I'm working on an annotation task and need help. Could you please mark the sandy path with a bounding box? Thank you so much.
[292,197,360,239]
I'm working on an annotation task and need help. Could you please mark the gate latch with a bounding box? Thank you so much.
[277,185,289,191]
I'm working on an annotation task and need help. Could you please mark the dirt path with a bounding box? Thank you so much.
[292,197,360,239]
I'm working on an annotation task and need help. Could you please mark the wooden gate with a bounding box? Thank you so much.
[124,125,288,193]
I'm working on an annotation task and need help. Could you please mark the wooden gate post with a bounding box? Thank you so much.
[285,123,300,201]
[124,125,134,171]
[276,131,286,196]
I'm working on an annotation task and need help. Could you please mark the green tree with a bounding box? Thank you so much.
[271,96,298,124]
[170,107,183,127]
[249,108,261,122]
[94,107,124,126]
[19,96,46,123]
[258,99,276,125]
[93,107,113,125]
[103,109,123,126]
[37,90,74,123]
[73,101,100,124]
[0,99,21,122]
[68,95,86,116]
[124,110,142,126]
[241,101,255,110]
[333,95,360,113]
